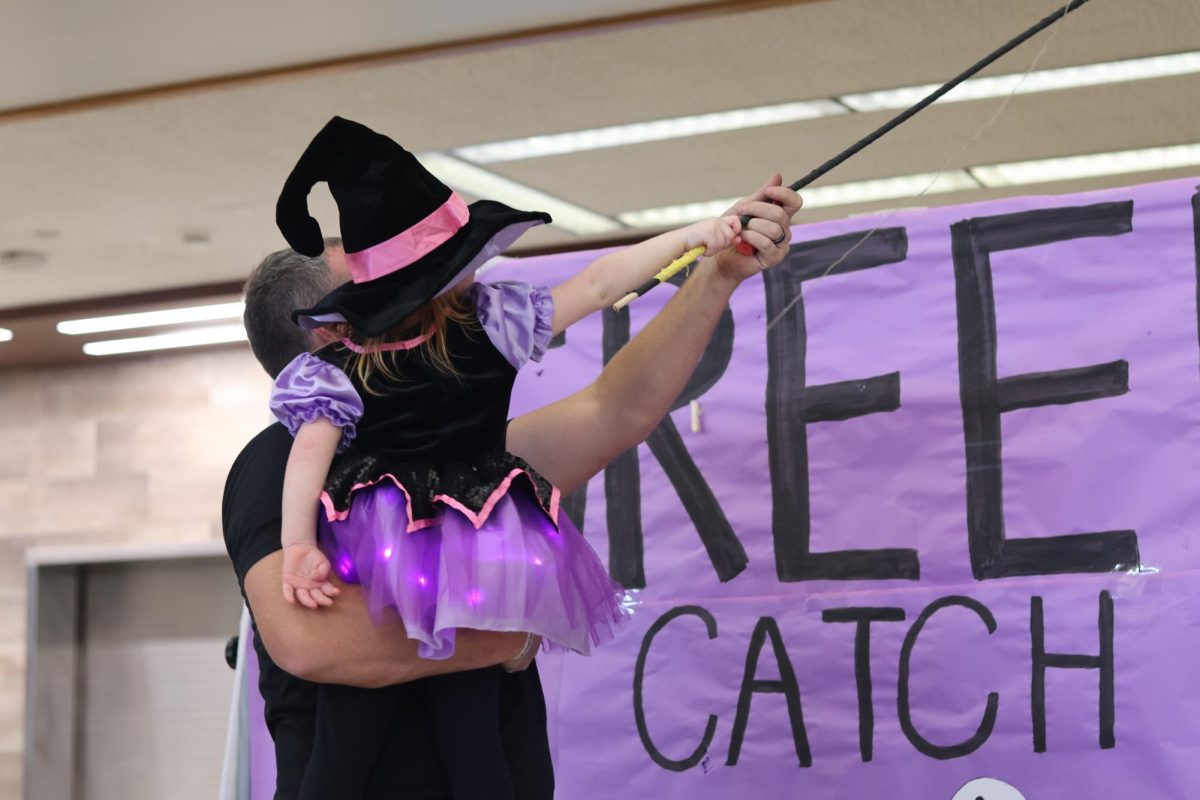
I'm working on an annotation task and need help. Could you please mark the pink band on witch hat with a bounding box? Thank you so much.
[345,193,470,283]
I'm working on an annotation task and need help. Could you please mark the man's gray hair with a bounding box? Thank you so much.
[243,238,342,378]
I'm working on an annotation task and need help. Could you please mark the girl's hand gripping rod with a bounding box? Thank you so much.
[611,0,1095,312]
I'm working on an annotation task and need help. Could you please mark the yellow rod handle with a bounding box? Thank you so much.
[611,245,707,311]
[657,245,707,283]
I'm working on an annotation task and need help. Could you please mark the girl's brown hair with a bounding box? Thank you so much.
[332,291,477,393]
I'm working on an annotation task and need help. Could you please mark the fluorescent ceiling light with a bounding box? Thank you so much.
[417,153,622,236]
[618,142,1200,229]
[58,301,244,335]
[801,171,978,208]
[972,143,1200,187]
[618,198,741,230]
[840,51,1200,112]
[618,170,978,228]
[448,52,1198,166]
[454,100,846,163]
[0,328,12,342]
[83,323,247,356]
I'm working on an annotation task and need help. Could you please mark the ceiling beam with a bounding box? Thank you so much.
[0,0,814,125]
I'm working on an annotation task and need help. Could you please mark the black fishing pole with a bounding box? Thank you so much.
[612,0,1095,311]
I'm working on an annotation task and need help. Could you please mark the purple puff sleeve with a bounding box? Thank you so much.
[467,281,555,370]
[269,353,364,452]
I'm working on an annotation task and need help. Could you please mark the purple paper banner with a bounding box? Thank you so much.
[244,177,1200,799]
[492,177,1200,798]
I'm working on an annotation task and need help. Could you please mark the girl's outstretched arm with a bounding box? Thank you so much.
[548,175,794,335]
[548,215,740,335]
[280,417,343,609]
[509,180,802,494]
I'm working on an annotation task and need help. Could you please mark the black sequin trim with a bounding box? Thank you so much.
[325,450,558,527]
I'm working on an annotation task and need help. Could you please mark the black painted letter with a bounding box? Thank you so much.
[953,202,1140,579]
[764,229,918,581]
[821,607,906,762]
[727,616,811,767]
[897,596,999,759]
[1194,189,1200,375]
[603,273,748,588]
[633,606,720,771]
[1030,591,1115,752]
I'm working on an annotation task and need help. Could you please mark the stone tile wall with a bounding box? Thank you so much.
[0,344,271,797]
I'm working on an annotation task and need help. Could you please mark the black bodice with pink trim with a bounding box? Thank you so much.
[316,321,557,525]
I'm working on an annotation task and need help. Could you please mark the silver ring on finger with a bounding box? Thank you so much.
[771,228,788,246]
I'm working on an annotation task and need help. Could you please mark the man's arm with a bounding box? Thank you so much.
[246,550,528,688]
[242,178,797,687]
[509,177,801,492]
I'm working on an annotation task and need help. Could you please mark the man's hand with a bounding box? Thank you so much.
[715,174,803,282]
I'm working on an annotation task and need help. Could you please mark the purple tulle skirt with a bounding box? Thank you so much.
[317,482,626,659]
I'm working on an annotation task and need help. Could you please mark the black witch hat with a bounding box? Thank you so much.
[276,116,551,336]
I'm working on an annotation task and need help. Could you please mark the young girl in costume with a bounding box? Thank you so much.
[269,117,744,798]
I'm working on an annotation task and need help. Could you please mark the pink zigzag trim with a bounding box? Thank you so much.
[320,477,431,534]
[320,468,560,533]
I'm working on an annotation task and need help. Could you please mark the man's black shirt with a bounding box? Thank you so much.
[222,423,552,799]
